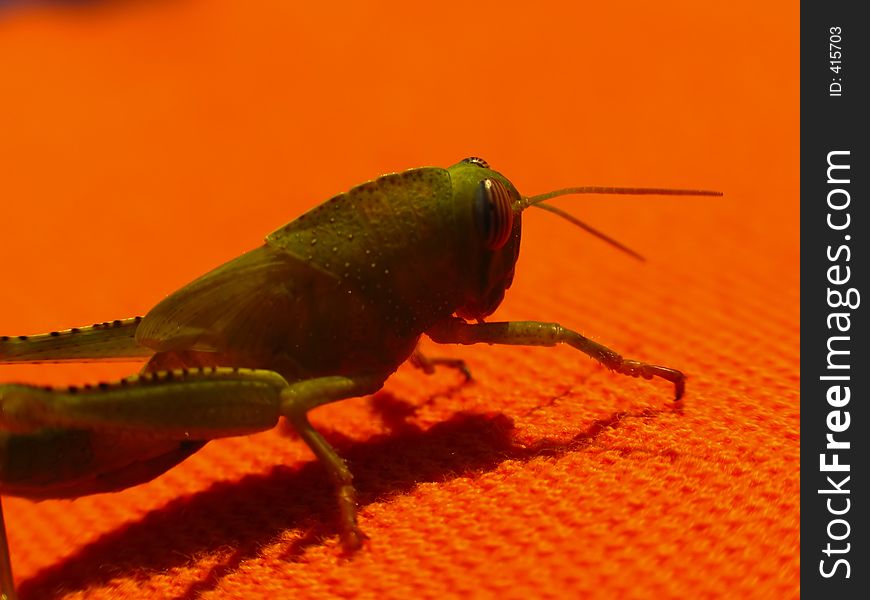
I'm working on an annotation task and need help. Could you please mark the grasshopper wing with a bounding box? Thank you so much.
[135,245,339,361]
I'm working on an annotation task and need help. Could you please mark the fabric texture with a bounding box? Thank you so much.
[0,1,798,598]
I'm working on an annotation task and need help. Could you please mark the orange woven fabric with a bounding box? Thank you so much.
[0,1,798,599]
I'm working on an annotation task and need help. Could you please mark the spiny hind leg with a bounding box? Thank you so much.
[0,368,290,439]
[0,369,386,554]
[278,375,386,550]
[409,346,472,381]
[0,368,291,600]
[0,317,150,364]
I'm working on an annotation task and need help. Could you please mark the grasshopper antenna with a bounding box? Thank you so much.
[534,202,646,262]
[522,186,723,261]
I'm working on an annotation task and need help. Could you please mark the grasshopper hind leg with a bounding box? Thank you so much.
[277,374,386,550]
[0,367,388,557]
[0,318,151,364]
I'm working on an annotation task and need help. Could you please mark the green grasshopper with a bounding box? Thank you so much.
[0,157,719,598]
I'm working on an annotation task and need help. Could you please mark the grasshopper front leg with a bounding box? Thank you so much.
[0,368,385,596]
[427,317,685,400]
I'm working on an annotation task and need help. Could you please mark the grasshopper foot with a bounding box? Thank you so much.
[336,480,367,552]
[339,522,369,554]
[615,360,685,401]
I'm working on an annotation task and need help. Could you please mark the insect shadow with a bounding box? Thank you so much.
[17,393,676,599]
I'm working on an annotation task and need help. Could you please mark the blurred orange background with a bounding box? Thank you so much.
[0,1,798,598]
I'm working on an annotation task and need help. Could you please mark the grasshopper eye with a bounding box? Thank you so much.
[474,178,514,249]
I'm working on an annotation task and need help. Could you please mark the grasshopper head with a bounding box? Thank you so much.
[447,157,723,321]
[448,157,523,321]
